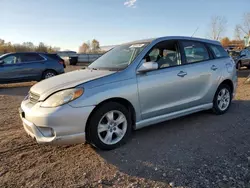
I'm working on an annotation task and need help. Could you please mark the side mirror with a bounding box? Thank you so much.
[0,60,3,65]
[137,60,158,73]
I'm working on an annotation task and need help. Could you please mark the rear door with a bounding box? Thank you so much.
[246,50,250,65]
[18,53,46,80]
[178,40,222,107]
[240,50,249,66]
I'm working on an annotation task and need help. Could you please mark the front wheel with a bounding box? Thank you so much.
[87,102,132,150]
[212,84,232,115]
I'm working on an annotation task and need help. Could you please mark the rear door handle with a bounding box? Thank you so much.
[177,71,187,77]
[211,65,218,71]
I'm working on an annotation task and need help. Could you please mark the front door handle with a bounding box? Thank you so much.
[177,71,187,77]
[211,65,218,71]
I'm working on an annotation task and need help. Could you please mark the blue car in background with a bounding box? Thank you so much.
[0,52,65,83]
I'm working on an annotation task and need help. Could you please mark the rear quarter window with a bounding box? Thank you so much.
[181,41,210,63]
[46,54,64,61]
[208,44,229,58]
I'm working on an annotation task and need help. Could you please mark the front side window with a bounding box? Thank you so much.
[209,44,229,58]
[89,43,149,70]
[182,41,210,63]
[2,55,21,65]
[143,40,181,69]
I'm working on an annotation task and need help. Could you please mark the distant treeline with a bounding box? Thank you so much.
[0,39,60,54]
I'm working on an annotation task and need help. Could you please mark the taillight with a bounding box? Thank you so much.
[59,61,64,65]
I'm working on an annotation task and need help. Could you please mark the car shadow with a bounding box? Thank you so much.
[0,86,30,97]
[237,69,250,78]
[97,100,250,186]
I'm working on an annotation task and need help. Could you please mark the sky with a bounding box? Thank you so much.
[0,0,249,51]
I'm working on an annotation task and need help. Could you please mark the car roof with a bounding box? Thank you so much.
[124,36,221,46]
[2,52,55,55]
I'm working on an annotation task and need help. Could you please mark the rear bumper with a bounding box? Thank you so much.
[19,100,95,145]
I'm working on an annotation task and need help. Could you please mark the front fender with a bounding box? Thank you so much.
[68,78,142,122]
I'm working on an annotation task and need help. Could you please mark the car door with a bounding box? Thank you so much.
[179,40,223,107]
[0,54,24,83]
[18,53,46,80]
[246,50,250,65]
[240,50,249,66]
[136,40,194,120]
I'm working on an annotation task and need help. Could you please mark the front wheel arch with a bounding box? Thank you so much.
[85,98,136,143]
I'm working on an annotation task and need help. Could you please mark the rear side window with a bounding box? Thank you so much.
[21,53,44,62]
[181,41,210,63]
[46,54,64,62]
[208,44,229,58]
[46,54,60,60]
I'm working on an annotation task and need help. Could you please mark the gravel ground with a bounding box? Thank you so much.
[0,67,250,188]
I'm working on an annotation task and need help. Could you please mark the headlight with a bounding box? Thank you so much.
[41,88,84,108]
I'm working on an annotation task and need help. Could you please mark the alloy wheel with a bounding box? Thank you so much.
[45,72,55,79]
[217,88,230,111]
[97,110,127,145]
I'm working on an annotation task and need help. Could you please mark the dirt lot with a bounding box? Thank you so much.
[0,67,250,188]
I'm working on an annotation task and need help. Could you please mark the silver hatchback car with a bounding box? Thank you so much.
[20,36,237,150]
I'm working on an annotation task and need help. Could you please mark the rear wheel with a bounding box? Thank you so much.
[42,70,57,79]
[212,84,232,115]
[87,102,132,150]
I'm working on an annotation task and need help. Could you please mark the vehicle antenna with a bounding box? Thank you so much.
[191,27,199,37]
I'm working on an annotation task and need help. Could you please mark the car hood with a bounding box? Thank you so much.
[30,69,115,100]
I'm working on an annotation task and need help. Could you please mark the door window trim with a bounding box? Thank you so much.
[1,54,22,65]
[136,39,184,73]
[179,39,213,65]
[20,53,47,63]
[207,44,229,60]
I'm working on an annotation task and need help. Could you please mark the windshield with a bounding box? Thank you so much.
[89,43,149,70]
[0,54,7,59]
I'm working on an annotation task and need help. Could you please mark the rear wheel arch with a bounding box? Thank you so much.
[85,97,136,142]
[213,79,234,102]
[219,79,234,93]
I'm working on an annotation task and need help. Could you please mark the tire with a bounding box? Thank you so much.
[42,70,57,80]
[212,84,232,115]
[87,102,132,150]
[237,61,241,70]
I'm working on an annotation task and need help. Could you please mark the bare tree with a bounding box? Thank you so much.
[91,39,100,53]
[79,43,90,53]
[208,16,227,40]
[52,47,61,52]
[234,25,243,40]
[0,39,4,45]
[235,13,250,39]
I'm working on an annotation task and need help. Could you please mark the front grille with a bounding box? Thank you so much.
[29,91,40,104]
